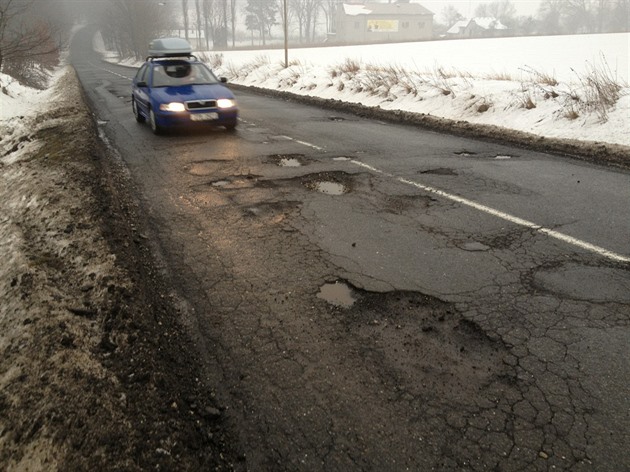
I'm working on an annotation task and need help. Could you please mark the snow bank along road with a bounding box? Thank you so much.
[72,26,629,471]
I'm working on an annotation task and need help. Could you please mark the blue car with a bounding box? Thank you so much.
[131,38,238,134]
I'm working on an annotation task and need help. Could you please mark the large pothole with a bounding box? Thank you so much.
[302,171,353,195]
[533,262,630,303]
[335,289,516,404]
[267,154,307,167]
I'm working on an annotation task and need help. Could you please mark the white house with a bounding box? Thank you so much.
[335,1,434,44]
[446,17,509,38]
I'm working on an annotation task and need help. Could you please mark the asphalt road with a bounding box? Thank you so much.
[71,27,630,471]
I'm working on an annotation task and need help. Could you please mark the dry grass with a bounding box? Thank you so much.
[484,71,514,81]
[521,94,537,109]
[522,66,559,87]
[574,56,626,122]
[477,102,491,113]
[217,54,625,128]
[206,53,224,69]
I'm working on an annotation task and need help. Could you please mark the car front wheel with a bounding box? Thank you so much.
[132,98,145,123]
[149,108,162,135]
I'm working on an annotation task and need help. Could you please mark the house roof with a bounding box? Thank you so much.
[473,17,508,30]
[446,19,469,34]
[343,2,433,17]
[446,17,508,34]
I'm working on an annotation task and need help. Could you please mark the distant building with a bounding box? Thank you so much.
[446,17,509,38]
[335,1,434,44]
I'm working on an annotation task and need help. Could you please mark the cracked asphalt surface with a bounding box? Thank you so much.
[69,27,629,471]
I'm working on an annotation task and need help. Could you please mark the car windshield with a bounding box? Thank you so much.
[151,62,220,87]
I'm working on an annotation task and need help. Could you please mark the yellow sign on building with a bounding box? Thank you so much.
[367,19,399,33]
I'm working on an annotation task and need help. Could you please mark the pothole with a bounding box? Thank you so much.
[201,175,259,190]
[317,281,356,308]
[268,154,306,167]
[459,241,491,252]
[314,181,346,195]
[419,168,457,176]
[280,158,301,167]
[333,156,351,161]
[187,159,230,176]
[328,116,345,122]
[494,155,512,160]
[303,172,352,195]
[533,263,630,302]
[385,194,434,214]
[454,150,478,157]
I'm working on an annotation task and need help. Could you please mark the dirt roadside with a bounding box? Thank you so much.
[0,68,240,471]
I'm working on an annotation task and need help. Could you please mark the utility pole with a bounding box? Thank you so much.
[284,0,288,67]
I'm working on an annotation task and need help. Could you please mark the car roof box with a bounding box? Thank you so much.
[148,38,193,57]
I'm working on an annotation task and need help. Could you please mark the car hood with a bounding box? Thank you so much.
[150,84,235,103]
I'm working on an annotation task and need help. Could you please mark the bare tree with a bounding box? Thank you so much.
[609,0,630,31]
[0,0,60,72]
[202,0,212,49]
[321,0,337,34]
[290,0,306,42]
[230,0,237,47]
[100,0,171,60]
[563,0,595,32]
[290,0,321,42]
[441,4,464,27]
[475,0,517,26]
[182,0,190,40]
[195,0,202,46]
[537,0,567,34]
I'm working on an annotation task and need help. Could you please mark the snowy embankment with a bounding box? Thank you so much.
[199,33,629,147]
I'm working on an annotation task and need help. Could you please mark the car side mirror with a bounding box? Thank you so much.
[137,81,148,88]
[220,77,228,83]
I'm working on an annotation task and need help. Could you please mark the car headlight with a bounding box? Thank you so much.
[159,102,186,112]
[217,98,236,109]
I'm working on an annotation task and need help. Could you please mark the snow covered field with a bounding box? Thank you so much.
[198,33,629,146]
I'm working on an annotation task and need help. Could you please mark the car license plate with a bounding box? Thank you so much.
[191,112,219,121]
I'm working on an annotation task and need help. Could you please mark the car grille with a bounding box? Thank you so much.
[186,100,217,110]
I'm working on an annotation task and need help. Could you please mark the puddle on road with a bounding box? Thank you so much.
[317,281,356,308]
[454,151,478,157]
[454,151,515,160]
[205,176,258,190]
[268,154,306,167]
[303,172,352,195]
[333,156,351,161]
[315,181,346,195]
[279,157,302,167]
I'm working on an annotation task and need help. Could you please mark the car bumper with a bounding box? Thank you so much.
[155,109,238,128]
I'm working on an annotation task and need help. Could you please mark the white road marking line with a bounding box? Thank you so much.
[351,160,630,263]
[278,135,324,151]
[295,139,324,151]
[90,62,132,81]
